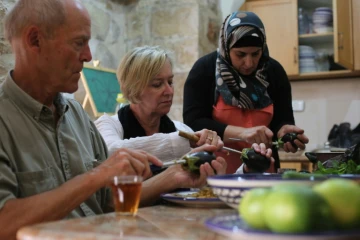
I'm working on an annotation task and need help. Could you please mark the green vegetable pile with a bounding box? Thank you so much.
[315,160,360,174]
[311,142,360,174]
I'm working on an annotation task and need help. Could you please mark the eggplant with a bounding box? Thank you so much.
[181,151,216,174]
[276,132,298,149]
[241,148,271,173]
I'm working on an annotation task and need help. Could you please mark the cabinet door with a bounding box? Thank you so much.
[333,0,353,69]
[352,0,360,70]
[245,0,299,75]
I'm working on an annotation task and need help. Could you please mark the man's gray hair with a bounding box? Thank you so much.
[4,0,66,42]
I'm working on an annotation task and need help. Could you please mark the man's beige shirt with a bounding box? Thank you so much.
[0,72,109,218]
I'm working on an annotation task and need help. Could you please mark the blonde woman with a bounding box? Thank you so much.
[95,46,228,205]
[95,46,224,162]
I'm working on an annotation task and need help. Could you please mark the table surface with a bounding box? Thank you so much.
[17,204,236,240]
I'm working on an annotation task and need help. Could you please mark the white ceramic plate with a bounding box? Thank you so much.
[205,214,360,240]
[161,190,229,208]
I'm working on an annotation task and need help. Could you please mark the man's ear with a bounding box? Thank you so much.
[25,26,41,50]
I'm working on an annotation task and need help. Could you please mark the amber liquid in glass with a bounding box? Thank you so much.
[111,182,142,215]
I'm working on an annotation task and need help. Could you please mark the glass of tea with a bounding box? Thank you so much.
[111,175,143,216]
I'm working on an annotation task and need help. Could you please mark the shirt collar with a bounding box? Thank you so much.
[3,71,69,121]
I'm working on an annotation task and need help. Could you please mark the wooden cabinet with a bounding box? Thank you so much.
[243,0,358,79]
[333,0,353,70]
[353,0,360,70]
[245,0,299,75]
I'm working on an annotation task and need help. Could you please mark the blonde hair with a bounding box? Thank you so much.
[117,46,172,103]
[4,0,66,42]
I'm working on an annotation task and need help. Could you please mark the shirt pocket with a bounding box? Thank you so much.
[16,167,56,198]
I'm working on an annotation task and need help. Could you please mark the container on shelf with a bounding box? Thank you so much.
[312,7,333,34]
[298,8,310,34]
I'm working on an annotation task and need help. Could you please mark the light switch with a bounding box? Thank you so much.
[292,100,305,112]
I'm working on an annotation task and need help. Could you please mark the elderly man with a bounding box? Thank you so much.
[0,0,163,238]
[0,0,228,238]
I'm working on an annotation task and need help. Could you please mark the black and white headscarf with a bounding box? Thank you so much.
[215,11,272,109]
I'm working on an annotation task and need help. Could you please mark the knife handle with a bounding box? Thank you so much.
[179,130,200,142]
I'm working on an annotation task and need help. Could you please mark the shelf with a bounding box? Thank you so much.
[288,70,360,81]
[299,33,333,45]
[299,0,332,9]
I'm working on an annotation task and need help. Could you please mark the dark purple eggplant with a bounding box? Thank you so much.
[241,148,271,173]
[276,132,298,148]
[181,151,216,174]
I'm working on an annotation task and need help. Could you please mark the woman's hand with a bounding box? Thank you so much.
[171,144,227,188]
[277,125,309,153]
[243,143,275,173]
[224,125,274,147]
[171,156,226,189]
[191,129,224,151]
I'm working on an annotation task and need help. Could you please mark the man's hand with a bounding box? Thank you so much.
[95,148,163,185]
[277,125,309,153]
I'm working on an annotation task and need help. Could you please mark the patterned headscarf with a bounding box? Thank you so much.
[215,11,272,109]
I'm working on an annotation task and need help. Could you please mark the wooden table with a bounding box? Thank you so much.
[17,205,236,240]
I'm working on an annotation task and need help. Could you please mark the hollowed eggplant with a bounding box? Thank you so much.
[241,148,271,173]
[182,151,216,175]
[276,132,298,148]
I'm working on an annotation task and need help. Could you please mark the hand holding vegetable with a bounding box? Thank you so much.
[277,125,309,153]
[181,144,227,175]
[171,144,227,188]
[243,143,275,173]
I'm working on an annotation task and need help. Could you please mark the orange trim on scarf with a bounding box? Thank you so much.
[213,95,273,173]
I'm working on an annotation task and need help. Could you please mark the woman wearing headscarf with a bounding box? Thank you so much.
[183,11,309,173]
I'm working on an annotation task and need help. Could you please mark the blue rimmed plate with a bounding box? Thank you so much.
[161,190,229,208]
[205,214,360,240]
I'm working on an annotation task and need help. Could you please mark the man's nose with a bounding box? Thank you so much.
[81,45,92,62]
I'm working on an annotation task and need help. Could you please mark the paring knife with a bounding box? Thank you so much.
[178,131,242,154]
[150,151,191,174]
[229,137,277,146]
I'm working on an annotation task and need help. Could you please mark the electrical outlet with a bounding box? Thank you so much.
[292,100,305,112]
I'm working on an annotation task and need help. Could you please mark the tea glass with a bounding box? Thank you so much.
[111,175,143,216]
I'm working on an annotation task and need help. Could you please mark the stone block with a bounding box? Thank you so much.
[168,104,183,122]
[172,72,187,106]
[84,2,111,41]
[151,6,198,37]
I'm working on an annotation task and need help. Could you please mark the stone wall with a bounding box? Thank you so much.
[0,0,221,121]
[0,0,15,83]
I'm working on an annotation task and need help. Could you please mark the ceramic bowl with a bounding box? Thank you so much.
[207,173,323,209]
[208,173,360,209]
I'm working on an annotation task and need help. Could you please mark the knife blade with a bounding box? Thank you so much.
[229,137,277,146]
